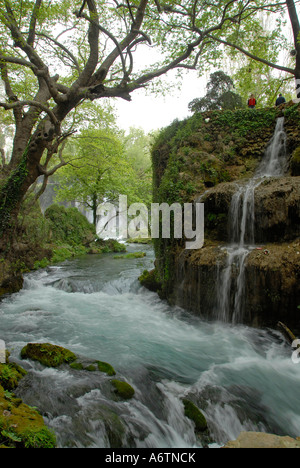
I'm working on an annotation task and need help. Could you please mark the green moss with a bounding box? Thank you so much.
[97,361,116,376]
[69,362,84,370]
[95,239,127,253]
[290,147,300,176]
[85,364,96,372]
[0,363,27,391]
[113,252,146,259]
[182,398,207,432]
[0,385,56,448]
[111,380,135,399]
[139,269,162,293]
[45,204,96,247]
[21,343,77,368]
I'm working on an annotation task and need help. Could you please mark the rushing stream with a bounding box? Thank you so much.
[0,243,300,448]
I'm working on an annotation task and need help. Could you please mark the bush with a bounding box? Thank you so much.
[45,204,96,246]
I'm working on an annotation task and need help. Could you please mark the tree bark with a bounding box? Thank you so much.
[286,0,300,83]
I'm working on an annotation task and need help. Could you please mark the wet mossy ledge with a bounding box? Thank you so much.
[20,343,118,377]
[0,342,137,448]
[0,353,56,448]
[20,342,134,395]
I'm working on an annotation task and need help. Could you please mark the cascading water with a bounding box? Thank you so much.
[0,244,300,447]
[216,117,287,323]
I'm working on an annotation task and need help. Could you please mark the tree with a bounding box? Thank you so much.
[54,127,134,226]
[0,0,293,251]
[208,0,300,93]
[188,71,243,112]
[123,127,153,208]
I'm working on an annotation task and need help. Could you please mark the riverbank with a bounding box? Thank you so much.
[0,203,127,298]
[1,246,299,448]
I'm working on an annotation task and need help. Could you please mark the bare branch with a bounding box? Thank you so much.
[207,34,295,76]
[27,0,43,47]
[36,32,81,73]
[0,100,60,129]
[72,0,100,88]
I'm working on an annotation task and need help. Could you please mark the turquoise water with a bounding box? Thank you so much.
[0,244,299,448]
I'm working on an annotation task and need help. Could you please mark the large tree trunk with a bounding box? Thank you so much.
[0,120,55,251]
[286,0,300,85]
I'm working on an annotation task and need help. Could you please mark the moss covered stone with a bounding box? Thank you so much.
[114,252,146,259]
[0,385,56,448]
[69,362,84,371]
[0,362,27,391]
[21,343,77,368]
[139,269,162,293]
[111,380,135,399]
[97,361,116,376]
[182,398,207,432]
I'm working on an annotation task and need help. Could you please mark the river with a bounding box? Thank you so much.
[0,243,299,448]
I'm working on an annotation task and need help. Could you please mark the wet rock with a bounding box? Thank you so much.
[202,177,300,243]
[223,431,300,448]
[182,398,207,432]
[111,380,135,400]
[21,343,77,368]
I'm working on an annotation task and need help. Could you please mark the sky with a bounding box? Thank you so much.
[114,3,299,135]
[115,69,207,134]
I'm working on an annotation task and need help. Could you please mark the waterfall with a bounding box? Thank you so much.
[216,117,287,323]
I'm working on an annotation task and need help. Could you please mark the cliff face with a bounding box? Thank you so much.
[151,103,300,329]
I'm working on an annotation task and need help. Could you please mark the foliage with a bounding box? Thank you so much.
[0,362,27,391]
[0,0,297,250]
[0,382,56,449]
[54,127,136,226]
[113,252,146,259]
[211,108,277,137]
[188,71,243,113]
[45,204,96,246]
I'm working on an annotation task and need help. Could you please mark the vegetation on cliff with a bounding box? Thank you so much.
[0,354,56,448]
[150,103,300,317]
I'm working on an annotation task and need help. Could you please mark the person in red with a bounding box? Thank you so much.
[248,94,256,108]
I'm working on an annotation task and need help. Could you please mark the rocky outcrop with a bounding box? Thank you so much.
[223,431,300,448]
[150,104,300,328]
[170,239,300,328]
[203,177,300,243]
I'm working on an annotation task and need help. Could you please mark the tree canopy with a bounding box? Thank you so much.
[0,0,298,246]
[188,71,243,112]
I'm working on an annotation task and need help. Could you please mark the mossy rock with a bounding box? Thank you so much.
[0,385,56,448]
[139,269,162,293]
[111,380,135,400]
[21,343,77,368]
[290,147,300,176]
[0,362,27,391]
[182,398,207,432]
[113,252,146,259]
[97,361,116,376]
[69,362,84,371]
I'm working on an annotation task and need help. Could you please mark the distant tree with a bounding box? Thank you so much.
[188,71,243,113]
[54,128,134,227]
